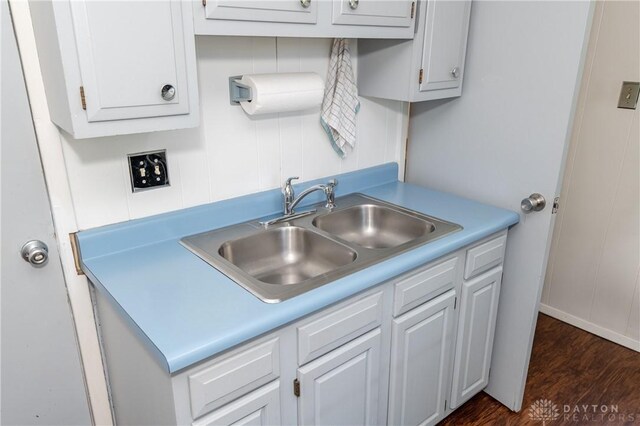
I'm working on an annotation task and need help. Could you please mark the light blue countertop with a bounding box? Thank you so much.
[78,163,519,374]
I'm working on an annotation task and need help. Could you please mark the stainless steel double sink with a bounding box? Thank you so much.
[181,194,462,303]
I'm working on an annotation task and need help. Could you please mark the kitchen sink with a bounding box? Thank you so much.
[218,226,357,286]
[181,194,462,303]
[313,204,435,249]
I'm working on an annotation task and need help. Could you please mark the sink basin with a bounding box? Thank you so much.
[180,193,461,303]
[313,204,435,249]
[218,226,356,286]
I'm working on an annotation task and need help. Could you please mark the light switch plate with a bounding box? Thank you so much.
[128,150,170,192]
[617,81,639,109]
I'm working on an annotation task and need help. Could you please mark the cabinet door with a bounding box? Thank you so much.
[388,290,456,426]
[450,267,502,408]
[204,0,317,24]
[297,329,381,426]
[419,0,471,92]
[332,0,414,27]
[192,381,281,426]
[70,1,191,122]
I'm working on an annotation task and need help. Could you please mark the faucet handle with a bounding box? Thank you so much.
[282,176,299,192]
[324,179,338,210]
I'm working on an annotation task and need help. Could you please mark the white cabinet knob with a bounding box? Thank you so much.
[161,84,176,101]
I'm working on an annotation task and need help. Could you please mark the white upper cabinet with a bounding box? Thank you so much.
[357,0,472,102]
[204,0,318,24]
[29,0,199,139]
[193,0,416,38]
[419,0,471,92]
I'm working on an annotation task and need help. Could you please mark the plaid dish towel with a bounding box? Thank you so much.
[321,38,360,158]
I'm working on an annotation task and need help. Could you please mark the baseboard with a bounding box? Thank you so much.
[539,304,640,352]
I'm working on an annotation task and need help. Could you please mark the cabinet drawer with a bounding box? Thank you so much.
[464,234,507,279]
[393,256,459,317]
[298,291,383,365]
[205,0,317,24]
[188,338,280,419]
[192,380,281,426]
[332,0,414,28]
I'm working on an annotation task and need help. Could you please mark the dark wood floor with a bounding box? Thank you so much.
[440,314,640,425]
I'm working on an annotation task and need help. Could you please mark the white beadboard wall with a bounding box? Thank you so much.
[541,0,639,351]
[60,37,406,230]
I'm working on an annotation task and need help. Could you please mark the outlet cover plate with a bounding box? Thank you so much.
[128,150,170,192]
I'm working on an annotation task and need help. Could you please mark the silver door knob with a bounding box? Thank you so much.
[349,0,359,9]
[21,240,49,266]
[451,67,460,79]
[521,193,546,213]
[300,0,311,7]
[161,84,176,101]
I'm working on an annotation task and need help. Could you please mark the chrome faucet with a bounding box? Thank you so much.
[282,177,338,216]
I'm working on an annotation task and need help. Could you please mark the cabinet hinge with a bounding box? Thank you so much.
[293,379,300,397]
[552,197,560,214]
[69,232,85,276]
[418,68,424,84]
[454,297,457,310]
[410,2,415,18]
[79,86,87,110]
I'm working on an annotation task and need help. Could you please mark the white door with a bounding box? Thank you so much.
[406,1,594,411]
[205,0,317,24]
[388,290,456,426]
[450,268,502,408]
[1,2,92,423]
[70,0,191,122]
[332,0,414,28]
[419,0,471,92]
[297,329,381,426]
[192,381,281,426]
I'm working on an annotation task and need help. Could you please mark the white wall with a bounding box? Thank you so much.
[542,0,640,351]
[61,36,406,230]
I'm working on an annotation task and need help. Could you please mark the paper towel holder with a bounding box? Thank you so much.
[229,76,253,105]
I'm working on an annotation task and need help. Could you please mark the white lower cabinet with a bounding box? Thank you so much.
[95,232,509,426]
[388,290,456,426]
[193,381,281,426]
[450,267,503,409]
[297,329,382,426]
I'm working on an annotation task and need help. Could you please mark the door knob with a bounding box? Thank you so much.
[521,193,546,213]
[21,240,49,266]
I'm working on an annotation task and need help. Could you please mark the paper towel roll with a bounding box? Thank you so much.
[239,72,324,116]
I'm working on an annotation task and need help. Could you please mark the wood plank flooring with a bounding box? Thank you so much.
[439,314,640,425]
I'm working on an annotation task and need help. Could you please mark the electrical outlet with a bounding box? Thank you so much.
[128,150,170,192]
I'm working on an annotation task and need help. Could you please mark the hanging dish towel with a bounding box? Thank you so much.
[321,38,360,158]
